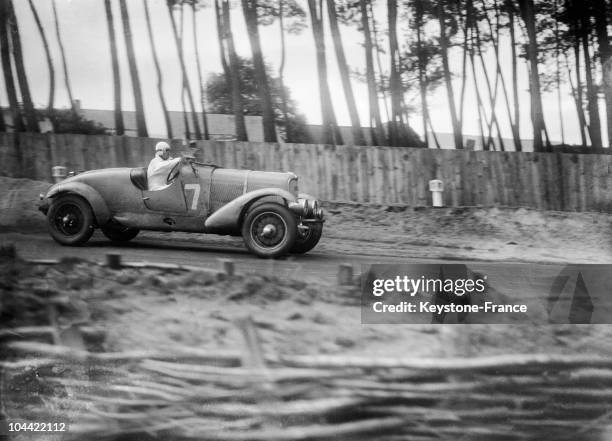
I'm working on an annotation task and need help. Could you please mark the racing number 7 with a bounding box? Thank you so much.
[184,184,201,210]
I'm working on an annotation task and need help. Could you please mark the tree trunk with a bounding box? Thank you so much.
[104,0,124,135]
[553,0,564,144]
[327,0,365,145]
[308,0,342,145]
[360,0,383,145]
[369,2,390,125]
[52,0,75,112]
[468,27,488,150]
[192,2,209,140]
[508,8,521,150]
[7,0,38,132]
[387,0,408,146]
[415,0,429,148]
[474,14,503,151]
[571,11,589,146]
[437,1,462,149]
[143,0,171,139]
[28,0,54,114]
[566,44,589,147]
[222,0,248,141]
[168,1,202,140]
[119,0,148,137]
[518,0,547,152]
[0,0,22,131]
[593,0,611,147]
[581,24,602,148]
[242,0,277,142]
[278,1,291,142]
[457,4,469,137]
[214,0,231,86]
[484,0,519,151]
[179,3,191,140]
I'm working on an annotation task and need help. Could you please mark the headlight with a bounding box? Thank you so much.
[289,198,322,218]
[310,200,319,215]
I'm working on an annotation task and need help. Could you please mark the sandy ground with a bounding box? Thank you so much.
[5,256,612,441]
[3,256,612,362]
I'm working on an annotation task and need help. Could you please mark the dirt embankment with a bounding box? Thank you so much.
[3,255,612,362]
[4,255,612,441]
[0,177,51,232]
[2,176,612,263]
[320,202,612,263]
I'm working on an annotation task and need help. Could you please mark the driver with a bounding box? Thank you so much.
[147,141,182,191]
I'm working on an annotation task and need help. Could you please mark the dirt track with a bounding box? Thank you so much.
[2,176,612,264]
[2,175,612,361]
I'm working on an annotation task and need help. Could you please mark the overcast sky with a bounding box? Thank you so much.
[12,0,593,145]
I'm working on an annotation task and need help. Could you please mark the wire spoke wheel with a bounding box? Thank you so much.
[242,203,297,258]
[250,212,287,249]
[47,194,94,246]
[53,203,84,236]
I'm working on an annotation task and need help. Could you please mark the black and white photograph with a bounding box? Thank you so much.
[2,0,612,439]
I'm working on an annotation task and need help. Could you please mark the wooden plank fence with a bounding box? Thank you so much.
[1,133,612,212]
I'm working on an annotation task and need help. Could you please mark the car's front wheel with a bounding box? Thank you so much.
[291,222,323,254]
[241,203,297,258]
[47,194,95,246]
[101,225,139,242]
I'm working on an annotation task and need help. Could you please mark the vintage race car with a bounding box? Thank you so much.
[38,159,324,258]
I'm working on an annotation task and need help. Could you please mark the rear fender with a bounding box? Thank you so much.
[47,182,111,226]
[205,188,296,231]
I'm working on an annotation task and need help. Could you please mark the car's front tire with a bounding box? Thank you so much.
[47,194,95,246]
[101,225,139,242]
[291,222,323,254]
[241,202,297,258]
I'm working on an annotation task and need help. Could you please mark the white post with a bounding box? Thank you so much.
[52,166,67,183]
[429,179,444,207]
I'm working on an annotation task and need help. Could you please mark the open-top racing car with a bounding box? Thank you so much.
[38,158,324,258]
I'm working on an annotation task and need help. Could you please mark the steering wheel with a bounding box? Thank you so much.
[166,160,181,184]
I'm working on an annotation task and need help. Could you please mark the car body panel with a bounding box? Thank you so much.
[47,181,111,225]
[204,187,297,232]
[40,161,313,236]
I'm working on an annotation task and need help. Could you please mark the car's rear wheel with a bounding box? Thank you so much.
[101,225,140,242]
[291,222,323,254]
[47,194,94,246]
[241,203,297,258]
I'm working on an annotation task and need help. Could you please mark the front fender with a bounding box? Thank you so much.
[205,188,297,231]
[47,182,111,226]
[298,193,317,201]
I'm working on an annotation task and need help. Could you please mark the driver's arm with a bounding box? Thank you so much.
[169,157,182,167]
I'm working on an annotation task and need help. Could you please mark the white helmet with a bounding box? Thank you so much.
[155,141,170,152]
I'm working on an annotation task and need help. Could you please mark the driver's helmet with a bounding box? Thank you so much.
[155,141,171,155]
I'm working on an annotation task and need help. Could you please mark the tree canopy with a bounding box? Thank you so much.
[206,57,311,143]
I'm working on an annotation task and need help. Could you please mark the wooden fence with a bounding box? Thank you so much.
[1,132,611,212]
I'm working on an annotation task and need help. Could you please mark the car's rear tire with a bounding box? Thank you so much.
[47,194,95,246]
[291,222,323,254]
[101,225,140,242]
[241,202,297,258]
